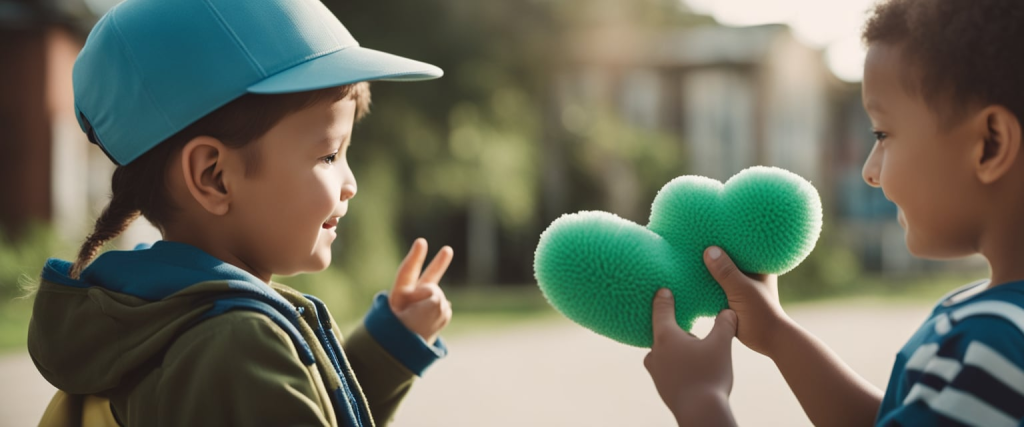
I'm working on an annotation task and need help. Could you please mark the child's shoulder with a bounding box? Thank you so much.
[937,279,1024,328]
[170,310,301,359]
[927,280,1024,359]
[882,283,1024,427]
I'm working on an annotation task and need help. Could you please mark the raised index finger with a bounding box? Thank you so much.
[394,238,428,292]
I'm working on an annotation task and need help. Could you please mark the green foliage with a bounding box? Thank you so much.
[780,227,863,301]
[0,225,74,353]
[563,106,684,213]
[0,224,73,301]
[412,89,540,230]
[0,299,32,354]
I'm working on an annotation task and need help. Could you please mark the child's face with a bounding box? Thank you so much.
[860,43,983,259]
[229,98,358,276]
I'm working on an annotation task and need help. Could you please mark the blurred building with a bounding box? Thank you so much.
[0,0,157,246]
[561,24,830,184]
[552,23,974,273]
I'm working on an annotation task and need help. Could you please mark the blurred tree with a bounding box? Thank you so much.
[319,0,709,290]
[561,105,682,222]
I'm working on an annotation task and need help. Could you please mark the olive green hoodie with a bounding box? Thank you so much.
[28,241,447,426]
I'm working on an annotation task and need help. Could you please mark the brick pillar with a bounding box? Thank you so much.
[0,28,52,239]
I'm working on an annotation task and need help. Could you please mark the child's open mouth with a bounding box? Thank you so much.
[322,217,339,229]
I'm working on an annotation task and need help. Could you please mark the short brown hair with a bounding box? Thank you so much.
[68,83,371,279]
[863,0,1024,124]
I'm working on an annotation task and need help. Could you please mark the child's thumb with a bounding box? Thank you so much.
[704,246,745,294]
[708,309,738,344]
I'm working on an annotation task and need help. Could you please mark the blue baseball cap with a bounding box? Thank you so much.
[73,0,443,166]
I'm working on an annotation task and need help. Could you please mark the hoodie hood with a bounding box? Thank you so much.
[28,241,301,395]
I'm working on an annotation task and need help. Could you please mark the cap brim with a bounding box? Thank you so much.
[246,46,443,94]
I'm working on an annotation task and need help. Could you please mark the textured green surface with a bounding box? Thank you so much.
[533,166,822,347]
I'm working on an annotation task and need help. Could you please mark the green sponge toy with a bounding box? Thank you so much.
[533,166,822,347]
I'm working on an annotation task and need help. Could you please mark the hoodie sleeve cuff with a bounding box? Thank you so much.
[363,292,447,376]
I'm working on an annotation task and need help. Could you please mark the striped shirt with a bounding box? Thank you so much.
[876,280,1024,426]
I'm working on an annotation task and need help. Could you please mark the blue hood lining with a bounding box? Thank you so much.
[40,240,308,360]
[43,241,275,301]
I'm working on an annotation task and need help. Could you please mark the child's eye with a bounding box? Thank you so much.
[873,131,888,142]
[321,153,338,165]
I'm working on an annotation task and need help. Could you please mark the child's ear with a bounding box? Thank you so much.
[974,105,1022,185]
[180,136,232,216]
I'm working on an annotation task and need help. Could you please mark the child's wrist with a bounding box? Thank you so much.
[763,313,799,360]
[670,390,733,426]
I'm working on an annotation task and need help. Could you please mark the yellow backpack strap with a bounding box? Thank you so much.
[39,390,82,426]
[39,391,120,427]
[81,395,119,426]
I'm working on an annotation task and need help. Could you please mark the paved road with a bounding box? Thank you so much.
[0,301,929,427]
[392,300,928,427]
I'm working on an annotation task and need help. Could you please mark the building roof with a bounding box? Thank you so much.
[565,24,799,67]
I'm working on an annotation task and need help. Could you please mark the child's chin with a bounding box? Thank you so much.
[282,252,332,276]
[905,233,971,260]
[905,233,932,258]
[309,252,332,272]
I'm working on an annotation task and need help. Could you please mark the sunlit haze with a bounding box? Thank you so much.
[684,0,877,82]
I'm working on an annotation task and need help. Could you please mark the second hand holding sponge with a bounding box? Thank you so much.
[533,166,822,347]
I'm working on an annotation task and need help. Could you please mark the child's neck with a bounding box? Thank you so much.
[160,230,272,284]
[980,214,1024,288]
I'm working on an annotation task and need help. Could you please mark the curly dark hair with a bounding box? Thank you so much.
[863,0,1024,124]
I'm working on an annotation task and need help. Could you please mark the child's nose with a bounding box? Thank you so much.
[862,142,883,188]
[341,183,357,202]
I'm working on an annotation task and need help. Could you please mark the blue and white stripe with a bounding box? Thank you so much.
[876,282,1024,427]
[902,341,1024,427]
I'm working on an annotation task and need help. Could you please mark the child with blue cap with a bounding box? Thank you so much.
[28,0,452,425]
[645,0,1024,425]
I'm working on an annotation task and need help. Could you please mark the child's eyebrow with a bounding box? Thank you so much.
[318,134,351,147]
[865,100,886,114]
